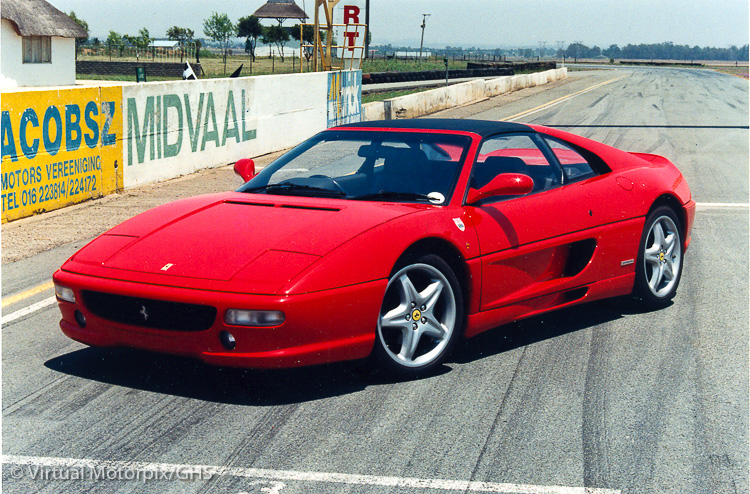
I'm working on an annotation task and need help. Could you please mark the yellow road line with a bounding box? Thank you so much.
[503,75,628,122]
[2,281,54,308]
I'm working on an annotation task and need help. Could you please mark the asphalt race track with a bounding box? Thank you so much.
[2,68,748,494]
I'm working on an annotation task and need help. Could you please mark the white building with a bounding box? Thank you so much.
[151,40,180,49]
[1,0,87,87]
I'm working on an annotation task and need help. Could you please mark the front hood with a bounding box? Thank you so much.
[71,193,419,284]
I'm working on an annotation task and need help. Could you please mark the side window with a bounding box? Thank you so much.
[543,137,597,183]
[22,36,51,63]
[472,134,561,194]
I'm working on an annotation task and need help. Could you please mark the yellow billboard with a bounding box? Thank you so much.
[1,86,123,222]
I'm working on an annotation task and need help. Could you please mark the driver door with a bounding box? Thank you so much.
[465,133,602,311]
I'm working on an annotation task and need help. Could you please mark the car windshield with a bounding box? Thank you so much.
[237,130,471,204]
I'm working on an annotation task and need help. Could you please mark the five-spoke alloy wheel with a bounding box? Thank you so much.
[375,254,463,375]
[634,206,683,307]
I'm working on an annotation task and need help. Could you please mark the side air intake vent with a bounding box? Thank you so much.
[563,239,597,277]
[563,287,589,303]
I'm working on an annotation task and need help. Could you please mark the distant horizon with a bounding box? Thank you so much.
[110,38,749,52]
[53,0,749,50]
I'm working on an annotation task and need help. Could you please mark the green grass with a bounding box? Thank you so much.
[362,88,430,104]
[361,58,466,73]
[708,65,749,79]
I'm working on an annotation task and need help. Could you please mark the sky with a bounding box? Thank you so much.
[50,0,749,49]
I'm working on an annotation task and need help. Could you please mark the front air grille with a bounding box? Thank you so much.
[81,291,217,332]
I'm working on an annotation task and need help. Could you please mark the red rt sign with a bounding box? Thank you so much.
[343,5,362,51]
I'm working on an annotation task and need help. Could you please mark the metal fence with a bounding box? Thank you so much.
[77,42,197,64]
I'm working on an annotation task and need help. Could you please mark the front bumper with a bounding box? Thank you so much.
[53,269,384,368]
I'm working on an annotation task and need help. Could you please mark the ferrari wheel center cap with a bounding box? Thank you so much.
[412,309,422,321]
[659,252,665,262]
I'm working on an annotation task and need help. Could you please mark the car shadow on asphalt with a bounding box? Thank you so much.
[451,295,671,364]
[44,296,668,406]
[44,347,396,406]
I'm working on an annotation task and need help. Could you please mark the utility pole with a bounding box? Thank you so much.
[365,0,370,59]
[419,13,430,63]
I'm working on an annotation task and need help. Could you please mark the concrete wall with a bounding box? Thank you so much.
[362,101,385,121]
[365,68,567,121]
[122,72,331,187]
[384,79,487,120]
[1,20,77,88]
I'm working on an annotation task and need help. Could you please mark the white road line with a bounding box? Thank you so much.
[2,454,621,494]
[695,202,750,209]
[2,296,57,325]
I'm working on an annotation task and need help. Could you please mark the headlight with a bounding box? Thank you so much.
[225,309,285,327]
[54,284,76,303]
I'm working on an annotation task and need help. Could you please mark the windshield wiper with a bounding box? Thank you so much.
[243,183,346,197]
[351,191,435,203]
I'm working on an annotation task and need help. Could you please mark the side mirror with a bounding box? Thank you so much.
[466,173,534,204]
[233,158,256,182]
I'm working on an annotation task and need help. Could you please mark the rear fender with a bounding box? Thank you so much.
[628,152,675,167]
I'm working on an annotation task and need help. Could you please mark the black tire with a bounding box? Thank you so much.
[372,254,464,376]
[633,206,683,308]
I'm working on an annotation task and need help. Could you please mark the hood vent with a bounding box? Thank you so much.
[224,200,274,207]
[223,200,339,212]
[280,204,340,212]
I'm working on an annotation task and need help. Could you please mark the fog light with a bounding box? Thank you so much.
[54,284,76,303]
[74,310,86,328]
[219,331,236,350]
[225,309,285,327]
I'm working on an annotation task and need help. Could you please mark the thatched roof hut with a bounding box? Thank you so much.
[252,0,308,22]
[1,0,87,38]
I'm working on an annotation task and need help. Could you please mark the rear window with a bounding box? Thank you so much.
[542,136,610,183]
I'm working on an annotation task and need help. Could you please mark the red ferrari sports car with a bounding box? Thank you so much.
[53,119,695,375]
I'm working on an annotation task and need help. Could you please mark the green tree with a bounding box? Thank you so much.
[166,26,194,45]
[262,24,291,62]
[68,11,89,55]
[237,15,263,61]
[167,26,195,62]
[106,30,124,56]
[291,24,316,45]
[124,28,151,60]
[603,44,621,59]
[124,28,151,50]
[564,42,589,61]
[290,24,323,60]
[106,30,122,46]
[138,28,151,48]
[203,12,236,74]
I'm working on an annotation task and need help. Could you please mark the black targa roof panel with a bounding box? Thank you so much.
[333,119,534,138]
